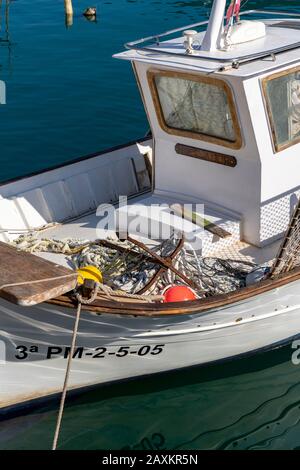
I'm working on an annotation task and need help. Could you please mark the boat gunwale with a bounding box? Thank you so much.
[48,265,300,317]
[0,135,152,187]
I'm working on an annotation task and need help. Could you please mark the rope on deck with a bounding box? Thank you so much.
[0,273,77,292]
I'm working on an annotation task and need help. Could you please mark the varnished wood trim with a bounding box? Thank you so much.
[175,144,237,167]
[48,265,300,317]
[147,69,243,150]
[262,65,300,153]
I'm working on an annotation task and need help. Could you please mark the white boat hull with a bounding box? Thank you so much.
[1,277,300,411]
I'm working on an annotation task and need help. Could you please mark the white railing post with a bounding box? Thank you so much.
[201,0,227,52]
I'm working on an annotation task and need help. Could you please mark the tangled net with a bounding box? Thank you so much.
[12,234,256,297]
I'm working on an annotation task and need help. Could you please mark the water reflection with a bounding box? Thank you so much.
[0,0,10,43]
[64,0,73,28]
[83,13,97,24]
[0,0,12,74]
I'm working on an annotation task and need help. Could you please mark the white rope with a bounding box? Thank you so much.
[52,300,82,450]
[0,273,77,292]
[96,283,164,302]
[0,222,59,234]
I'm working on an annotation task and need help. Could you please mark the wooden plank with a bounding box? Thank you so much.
[0,242,77,306]
[170,203,232,239]
[175,144,237,168]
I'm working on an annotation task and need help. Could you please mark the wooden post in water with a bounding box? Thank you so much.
[64,0,73,15]
[64,0,73,28]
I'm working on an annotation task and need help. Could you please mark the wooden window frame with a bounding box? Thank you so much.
[262,65,300,153]
[147,69,242,150]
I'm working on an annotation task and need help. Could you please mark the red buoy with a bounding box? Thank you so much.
[163,285,197,303]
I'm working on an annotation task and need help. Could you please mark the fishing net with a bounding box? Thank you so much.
[12,234,179,294]
[169,245,254,296]
[12,234,255,297]
[270,201,300,278]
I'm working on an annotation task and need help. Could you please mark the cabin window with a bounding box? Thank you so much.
[148,70,242,149]
[263,67,300,152]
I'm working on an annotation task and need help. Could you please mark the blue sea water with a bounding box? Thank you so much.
[1,0,300,450]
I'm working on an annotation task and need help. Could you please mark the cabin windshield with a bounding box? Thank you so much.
[264,67,300,152]
[148,70,242,149]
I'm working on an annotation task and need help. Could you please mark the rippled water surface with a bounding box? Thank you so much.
[1,0,300,450]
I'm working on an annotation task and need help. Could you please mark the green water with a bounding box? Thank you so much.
[1,0,300,450]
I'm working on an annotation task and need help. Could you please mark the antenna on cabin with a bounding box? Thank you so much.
[201,0,227,52]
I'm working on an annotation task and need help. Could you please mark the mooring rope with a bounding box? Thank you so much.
[95,283,164,302]
[0,268,84,450]
[52,299,82,451]
[0,273,77,292]
[75,283,100,305]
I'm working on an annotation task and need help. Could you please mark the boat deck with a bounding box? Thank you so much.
[32,192,282,270]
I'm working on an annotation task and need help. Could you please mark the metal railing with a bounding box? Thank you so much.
[124,9,300,65]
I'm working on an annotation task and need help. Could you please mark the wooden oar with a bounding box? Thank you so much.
[170,203,231,239]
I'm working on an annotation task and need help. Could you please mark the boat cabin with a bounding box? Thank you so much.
[116,5,300,249]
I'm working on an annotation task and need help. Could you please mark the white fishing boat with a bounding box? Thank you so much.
[1,2,300,413]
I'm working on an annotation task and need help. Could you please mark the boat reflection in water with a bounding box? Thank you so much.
[0,0,12,73]
[1,344,300,450]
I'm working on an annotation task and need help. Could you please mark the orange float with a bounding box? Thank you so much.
[163,285,197,303]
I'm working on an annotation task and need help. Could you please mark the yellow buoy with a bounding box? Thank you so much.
[77,265,103,285]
